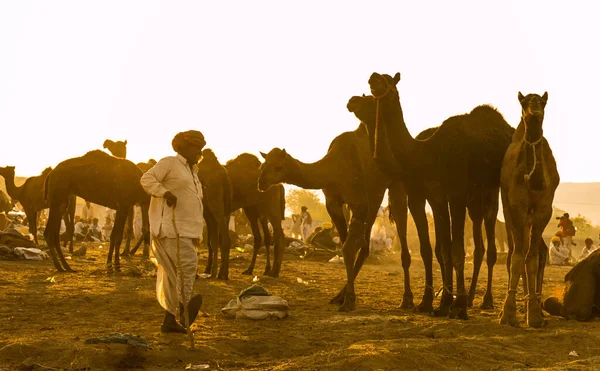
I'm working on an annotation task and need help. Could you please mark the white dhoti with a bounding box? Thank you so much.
[151,236,198,316]
[302,224,311,241]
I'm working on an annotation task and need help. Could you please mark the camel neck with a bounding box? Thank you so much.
[376,95,417,168]
[524,116,544,144]
[284,156,335,190]
[2,173,22,200]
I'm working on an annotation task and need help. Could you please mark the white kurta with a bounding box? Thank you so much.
[140,154,204,315]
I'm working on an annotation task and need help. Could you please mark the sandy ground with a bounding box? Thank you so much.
[1,243,599,371]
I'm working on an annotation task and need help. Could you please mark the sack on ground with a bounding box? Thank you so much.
[221,285,290,320]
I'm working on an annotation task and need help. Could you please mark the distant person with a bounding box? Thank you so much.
[73,219,90,242]
[300,206,312,241]
[103,209,114,242]
[557,212,576,248]
[140,130,205,333]
[579,238,597,262]
[309,222,338,251]
[82,201,95,223]
[291,214,302,239]
[549,236,570,265]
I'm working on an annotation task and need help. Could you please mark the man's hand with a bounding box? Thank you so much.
[163,191,178,208]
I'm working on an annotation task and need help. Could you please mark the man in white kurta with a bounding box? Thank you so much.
[140,130,206,333]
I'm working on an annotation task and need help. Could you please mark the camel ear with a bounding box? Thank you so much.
[393,73,401,85]
[541,91,548,103]
[518,92,525,102]
[124,140,128,145]
[362,93,366,97]
[260,152,268,160]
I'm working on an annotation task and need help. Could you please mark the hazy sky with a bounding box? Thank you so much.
[1,1,599,187]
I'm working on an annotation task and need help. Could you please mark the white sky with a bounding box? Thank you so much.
[1,1,599,187]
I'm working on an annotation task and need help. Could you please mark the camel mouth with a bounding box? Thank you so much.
[347,96,361,112]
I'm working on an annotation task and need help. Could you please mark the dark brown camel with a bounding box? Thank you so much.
[542,250,600,321]
[197,149,233,279]
[347,72,514,319]
[102,139,147,257]
[0,166,76,250]
[258,124,411,312]
[499,92,559,328]
[44,150,150,272]
[225,153,286,278]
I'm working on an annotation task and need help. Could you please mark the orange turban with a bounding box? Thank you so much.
[172,130,206,153]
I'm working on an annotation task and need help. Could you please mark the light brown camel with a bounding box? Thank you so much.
[0,166,76,250]
[225,153,286,278]
[44,150,150,272]
[542,250,600,321]
[347,73,515,319]
[197,149,233,279]
[258,124,412,312]
[0,190,12,214]
[499,92,559,328]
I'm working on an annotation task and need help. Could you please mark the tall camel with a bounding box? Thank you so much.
[44,150,150,272]
[0,166,76,250]
[197,149,233,279]
[348,72,514,319]
[225,153,286,278]
[499,92,559,328]
[258,124,412,312]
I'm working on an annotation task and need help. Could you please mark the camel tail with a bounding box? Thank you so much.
[279,184,285,220]
[387,193,395,224]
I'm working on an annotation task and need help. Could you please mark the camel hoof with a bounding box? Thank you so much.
[400,292,415,310]
[329,289,346,305]
[500,312,520,327]
[480,293,494,310]
[527,316,547,328]
[414,301,433,314]
[449,295,469,320]
[241,269,253,276]
[217,274,229,281]
[339,296,356,312]
[433,293,453,317]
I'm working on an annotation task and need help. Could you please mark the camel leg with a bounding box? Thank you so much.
[467,212,484,308]
[481,209,498,310]
[325,197,348,244]
[431,202,454,317]
[25,208,39,245]
[267,218,285,278]
[122,207,134,256]
[448,195,469,320]
[66,198,76,253]
[203,210,219,277]
[109,209,128,272]
[389,182,414,309]
[217,215,232,280]
[260,217,272,276]
[242,207,261,276]
[407,191,434,313]
[141,206,150,258]
[500,210,525,327]
[45,206,65,272]
[339,212,367,312]
[525,222,547,328]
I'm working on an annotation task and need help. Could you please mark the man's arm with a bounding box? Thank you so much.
[140,158,171,197]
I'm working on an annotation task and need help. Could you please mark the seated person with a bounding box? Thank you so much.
[309,222,338,251]
[543,250,600,321]
[74,220,90,242]
[579,238,598,262]
[89,218,103,241]
[549,236,570,265]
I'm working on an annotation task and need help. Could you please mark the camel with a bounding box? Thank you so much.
[44,150,150,272]
[347,72,515,319]
[103,139,127,158]
[258,124,411,312]
[542,250,600,321]
[499,92,559,328]
[197,149,233,279]
[0,166,76,249]
[225,153,286,278]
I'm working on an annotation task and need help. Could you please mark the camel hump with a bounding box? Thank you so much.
[226,153,261,169]
[40,167,53,177]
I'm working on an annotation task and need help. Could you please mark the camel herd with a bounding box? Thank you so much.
[0,71,559,328]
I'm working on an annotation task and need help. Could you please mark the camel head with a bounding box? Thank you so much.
[258,148,289,192]
[201,148,218,163]
[0,166,16,179]
[347,94,376,135]
[368,72,400,101]
[103,139,128,158]
[518,92,548,141]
